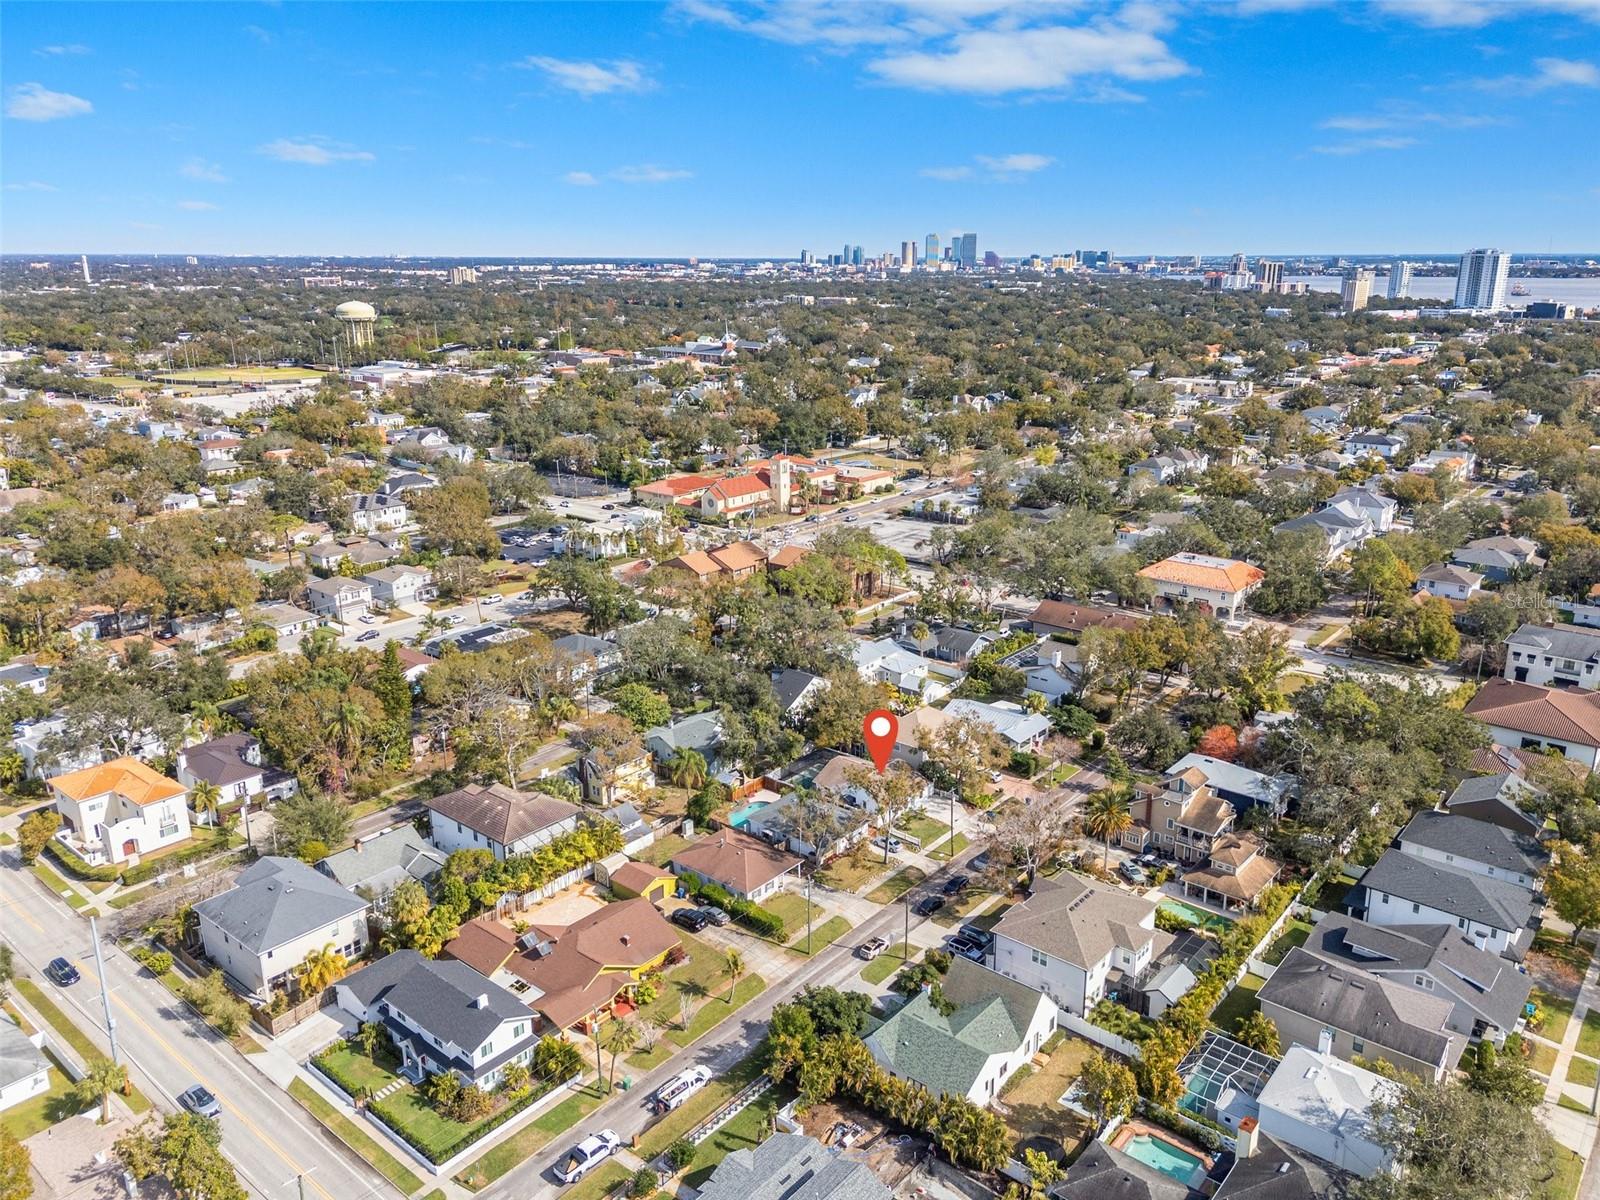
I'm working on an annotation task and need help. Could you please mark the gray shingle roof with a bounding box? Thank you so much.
[1506,622,1600,660]
[1358,848,1539,934]
[339,949,527,1055]
[696,1133,889,1200]
[0,1018,49,1093]
[994,874,1157,970]
[1444,774,1544,836]
[182,733,264,788]
[1395,810,1545,878]
[771,668,823,712]
[1258,947,1460,1070]
[317,828,448,893]
[194,857,369,953]
[1051,1141,1191,1200]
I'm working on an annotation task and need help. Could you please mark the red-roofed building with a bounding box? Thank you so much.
[699,472,774,518]
[635,474,718,508]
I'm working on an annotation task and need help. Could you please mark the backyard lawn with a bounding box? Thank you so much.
[865,865,926,904]
[457,1080,610,1189]
[1209,974,1265,1035]
[1261,920,1313,966]
[637,834,693,868]
[999,1034,1095,1157]
[861,943,916,985]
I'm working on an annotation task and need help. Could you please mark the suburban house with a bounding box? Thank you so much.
[424,783,580,860]
[895,624,996,667]
[305,577,373,622]
[1464,677,1600,769]
[890,705,953,769]
[1026,600,1142,639]
[552,633,622,685]
[643,711,724,773]
[671,829,801,902]
[694,1133,889,1200]
[1351,846,1539,959]
[1023,647,1081,704]
[1164,753,1296,817]
[176,732,299,810]
[0,662,51,695]
[1273,506,1373,562]
[1324,486,1398,533]
[251,603,322,639]
[738,786,872,862]
[1177,832,1283,914]
[1343,430,1407,459]
[810,751,934,816]
[770,668,827,723]
[362,565,435,607]
[1137,553,1265,620]
[1393,810,1545,891]
[332,950,538,1088]
[1257,948,1462,1079]
[941,698,1051,751]
[1256,1043,1396,1178]
[316,827,449,897]
[346,493,409,533]
[1126,447,1209,483]
[579,743,655,808]
[194,857,371,999]
[1452,535,1544,583]
[989,874,1168,1017]
[1121,768,1238,864]
[1443,774,1545,837]
[48,757,191,866]
[1504,622,1600,688]
[864,957,1055,1104]
[1301,912,1531,1046]
[444,900,678,1034]
[0,1019,51,1115]
[1415,562,1484,601]
[853,637,943,701]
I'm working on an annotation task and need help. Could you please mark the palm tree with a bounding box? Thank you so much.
[410,613,449,649]
[667,748,709,791]
[601,1018,638,1089]
[189,779,222,827]
[1083,788,1134,872]
[322,700,370,795]
[721,947,745,1005]
[295,943,349,997]
[0,749,25,791]
[538,694,579,730]
[77,1058,128,1123]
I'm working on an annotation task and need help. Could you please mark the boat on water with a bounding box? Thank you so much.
[1511,283,1531,295]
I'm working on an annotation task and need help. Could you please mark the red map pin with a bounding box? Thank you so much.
[863,708,899,774]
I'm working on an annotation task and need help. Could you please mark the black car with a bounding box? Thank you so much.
[671,908,710,933]
[942,873,970,896]
[45,957,80,986]
[913,895,946,918]
[958,923,995,951]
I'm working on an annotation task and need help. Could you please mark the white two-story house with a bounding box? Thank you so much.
[1353,846,1539,960]
[1394,810,1545,891]
[347,493,409,534]
[989,874,1165,1017]
[424,783,580,860]
[1504,622,1600,689]
[48,758,191,866]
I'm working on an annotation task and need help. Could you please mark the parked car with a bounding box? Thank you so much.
[913,895,946,918]
[178,1085,222,1119]
[857,936,890,960]
[671,908,710,933]
[942,873,970,896]
[45,958,80,986]
[957,923,994,951]
[946,935,985,961]
[698,906,731,927]
[1136,852,1162,868]
[359,615,377,625]
[356,630,380,642]
[968,851,992,873]
[1118,861,1148,885]
[482,593,502,605]
[653,1066,711,1113]
[870,835,904,854]
[555,1130,621,1184]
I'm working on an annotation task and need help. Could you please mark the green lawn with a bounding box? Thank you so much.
[1209,974,1265,1035]
[762,891,818,935]
[1566,1057,1598,1088]
[637,834,693,868]
[1262,920,1313,966]
[1577,1011,1600,1059]
[1543,1147,1584,1200]
[0,1050,89,1139]
[815,849,892,893]
[457,1081,611,1190]
[371,1084,504,1161]
[861,943,917,985]
[287,1078,426,1194]
[315,1042,401,1096]
[682,1090,788,1187]
[30,862,87,909]
[628,932,726,1036]
[1528,1039,1559,1077]
[15,980,151,1113]
[787,915,851,956]
[895,814,949,849]
[865,866,925,904]
[564,1162,631,1200]
[636,1050,766,1160]
[927,833,970,861]
[1558,1094,1592,1114]
[1533,987,1575,1043]
[669,976,765,1048]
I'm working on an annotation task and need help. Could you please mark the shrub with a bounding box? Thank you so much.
[17,810,62,866]
[665,1139,697,1172]
[628,1167,659,1198]
[43,837,122,882]
[443,1084,495,1124]
[120,829,238,886]
[130,946,173,977]
[676,874,786,939]
[368,1074,561,1163]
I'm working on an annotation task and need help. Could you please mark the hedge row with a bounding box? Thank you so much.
[368,1074,563,1164]
[121,832,236,885]
[43,838,122,883]
[676,875,785,939]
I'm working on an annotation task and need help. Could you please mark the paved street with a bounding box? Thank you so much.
[0,850,402,1200]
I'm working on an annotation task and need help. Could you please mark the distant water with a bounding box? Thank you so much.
[1284,273,1600,308]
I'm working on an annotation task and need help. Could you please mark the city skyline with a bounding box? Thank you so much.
[3,1,1599,256]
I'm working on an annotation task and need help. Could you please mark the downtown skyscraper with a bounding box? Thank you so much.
[1454,248,1510,310]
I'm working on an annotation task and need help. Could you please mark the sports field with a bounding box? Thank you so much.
[147,366,324,385]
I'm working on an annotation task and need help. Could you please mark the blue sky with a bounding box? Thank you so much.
[4,1,1598,257]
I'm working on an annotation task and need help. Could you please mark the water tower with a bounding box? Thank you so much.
[334,300,377,349]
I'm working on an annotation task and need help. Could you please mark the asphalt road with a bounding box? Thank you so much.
[0,852,400,1200]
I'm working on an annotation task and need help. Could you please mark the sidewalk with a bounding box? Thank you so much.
[1534,940,1600,1162]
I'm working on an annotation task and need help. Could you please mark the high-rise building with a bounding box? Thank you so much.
[1229,252,1249,275]
[799,250,811,265]
[1076,250,1112,269]
[1454,248,1510,310]
[1254,259,1283,291]
[983,250,1000,268]
[1341,268,1374,313]
[957,233,977,269]
[449,266,478,285]
[925,233,939,261]
[851,245,864,267]
[80,254,91,284]
[1387,261,1413,300]
[901,240,916,268]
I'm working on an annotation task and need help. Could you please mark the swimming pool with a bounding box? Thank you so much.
[1121,1133,1206,1184]
[728,800,771,829]
[1159,899,1234,932]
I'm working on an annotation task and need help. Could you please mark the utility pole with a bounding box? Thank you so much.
[88,915,119,1065]
[903,893,910,960]
[805,873,813,955]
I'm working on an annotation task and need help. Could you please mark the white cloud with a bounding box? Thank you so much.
[257,137,375,165]
[1320,108,1503,130]
[178,200,219,211]
[563,171,599,186]
[244,24,274,44]
[180,158,229,183]
[1477,56,1600,92]
[610,164,692,183]
[5,82,93,121]
[976,153,1053,174]
[3,180,57,192]
[920,165,975,181]
[1237,0,1600,25]
[518,56,653,96]
[872,21,1190,94]
[1311,135,1419,155]
[35,43,91,56]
